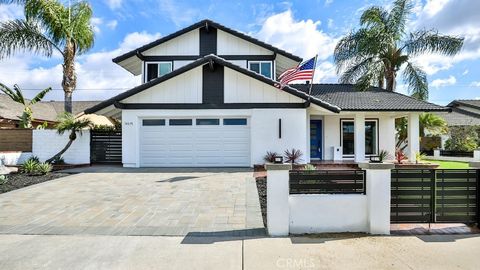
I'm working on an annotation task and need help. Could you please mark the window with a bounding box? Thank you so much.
[196,119,220,125]
[169,119,192,126]
[223,118,247,126]
[248,61,272,79]
[142,119,165,126]
[340,119,378,156]
[145,62,172,82]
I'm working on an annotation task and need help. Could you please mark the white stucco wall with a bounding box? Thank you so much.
[289,194,368,233]
[121,108,307,167]
[32,130,90,164]
[0,152,33,165]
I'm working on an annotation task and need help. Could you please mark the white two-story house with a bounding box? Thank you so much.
[85,19,448,168]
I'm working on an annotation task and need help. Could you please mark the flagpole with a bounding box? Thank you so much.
[308,54,318,97]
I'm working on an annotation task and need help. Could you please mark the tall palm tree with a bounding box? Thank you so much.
[46,112,92,163]
[334,0,464,100]
[0,0,94,113]
[0,82,51,128]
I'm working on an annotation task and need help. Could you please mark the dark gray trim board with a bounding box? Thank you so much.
[112,19,303,64]
[202,64,224,104]
[113,102,308,109]
[200,26,217,56]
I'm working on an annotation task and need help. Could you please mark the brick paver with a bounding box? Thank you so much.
[0,168,265,236]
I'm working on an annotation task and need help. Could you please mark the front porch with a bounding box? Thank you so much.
[306,106,420,164]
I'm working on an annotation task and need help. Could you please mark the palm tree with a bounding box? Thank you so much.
[0,0,95,113]
[0,82,51,128]
[334,0,464,100]
[46,112,92,163]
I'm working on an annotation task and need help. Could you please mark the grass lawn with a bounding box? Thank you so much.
[426,160,471,169]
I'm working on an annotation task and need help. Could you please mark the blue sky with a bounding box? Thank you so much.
[0,0,479,105]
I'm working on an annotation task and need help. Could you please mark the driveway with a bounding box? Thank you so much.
[0,167,264,236]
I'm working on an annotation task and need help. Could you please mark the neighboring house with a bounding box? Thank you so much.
[436,100,480,126]
[85,19,447,168]
[0,94,115,128]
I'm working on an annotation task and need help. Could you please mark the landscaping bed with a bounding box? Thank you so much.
[0,172,70,194]
[255,176,267,227]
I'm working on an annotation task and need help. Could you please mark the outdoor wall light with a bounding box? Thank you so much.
[274,156,283,164]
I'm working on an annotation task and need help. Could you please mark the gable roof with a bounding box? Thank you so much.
[291,84,449,112]
[112,19,303,64]
[0,94,101,122]
[85,54,340,114]
[447,100,480,110]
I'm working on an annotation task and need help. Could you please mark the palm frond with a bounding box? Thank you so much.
[404,30,464,56]
[0,19,61,58]
[12,84,26,105]
[403,62,428,100]
[387,0,413,39]
[339,57,379,84]
[55,112,93,135]
[419,113,448,136]
[29,86,51,105]
[0,82,21,102]
[24,0,68,47]
[360,6,388,28]
[70,1,94,53]
[355,60,385,91]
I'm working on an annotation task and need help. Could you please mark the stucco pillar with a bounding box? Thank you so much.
[408,113,420,162]
[265,163,292,236]
[359,162,394,235]
[354,113,365,162]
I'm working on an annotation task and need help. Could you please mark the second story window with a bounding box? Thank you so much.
[145,62,172,82]
[248,61,272,79]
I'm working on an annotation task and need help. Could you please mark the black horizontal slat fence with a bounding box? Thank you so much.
[90,130,122,164]
[391,169,479,224]
[289,170,366,195]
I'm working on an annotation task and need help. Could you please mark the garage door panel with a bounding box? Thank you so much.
[140,118,250,167]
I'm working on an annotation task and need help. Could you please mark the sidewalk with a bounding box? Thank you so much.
[1,234,479,269]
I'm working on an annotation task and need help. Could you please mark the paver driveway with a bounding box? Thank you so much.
[0,168,264,236]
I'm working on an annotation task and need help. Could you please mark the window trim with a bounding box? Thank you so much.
[339,118,379,158]
[144,61,173,82]
[247,60,273,79]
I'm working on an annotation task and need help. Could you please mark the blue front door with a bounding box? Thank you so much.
[310,120,323,159]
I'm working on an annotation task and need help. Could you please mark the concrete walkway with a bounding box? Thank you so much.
[0,168,264,236]
[0,234,479,269]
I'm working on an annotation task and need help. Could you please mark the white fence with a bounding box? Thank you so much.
[266,163,393,236]
[32,130,90,164]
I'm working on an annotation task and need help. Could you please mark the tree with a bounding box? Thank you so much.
[396,113,448,149]
[0,0,95,113]
[444,126,478,152]
[0,82,51,128]
[46,112,92,163]
[334,0,464,100]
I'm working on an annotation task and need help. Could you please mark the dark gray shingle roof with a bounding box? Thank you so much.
[291,84,448,111]
[447,99,480,110]
[0,94,101,122]
[435,108,480,126]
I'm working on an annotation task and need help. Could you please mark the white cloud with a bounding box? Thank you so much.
[325,0,334,6]
[91,17,103,34]
[106,20,118,30]
[105,0,122,10]
[462,69,469,75]
[470,81,480,87]
[327,19,334,29]
[0,31,160,101]
[0,3,23,21]
[431,76,456,88]
[255,10,338,62]
[413,0,480,75]
[158,0,200,27]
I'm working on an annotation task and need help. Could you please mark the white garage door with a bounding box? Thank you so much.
[140,117,250,167]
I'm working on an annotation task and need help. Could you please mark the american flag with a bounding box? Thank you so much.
[278,56,317,86]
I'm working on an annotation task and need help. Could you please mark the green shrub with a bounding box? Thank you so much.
[444,126,478,152]
[22,159,39,175]
[26,156,40,163]
[0,175,7,185]
[37,163,52,175]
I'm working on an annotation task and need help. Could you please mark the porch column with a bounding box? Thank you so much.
[354,113,365,162]
[408,113,420,162]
